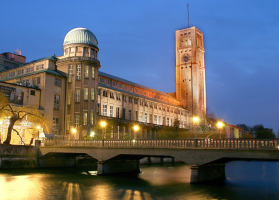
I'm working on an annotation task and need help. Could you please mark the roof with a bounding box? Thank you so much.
[0,56,57,72]
[63,27,98,47]
[98,71,177,100]
[0,68,67,81]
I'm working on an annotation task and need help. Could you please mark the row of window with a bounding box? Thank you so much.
[64,47,97,58]
[100,90,184,115]
[66,112,94,130]
[102,105,187,127]
[67,88,95,105]
[68,65,95,82]
[0,64,45,80]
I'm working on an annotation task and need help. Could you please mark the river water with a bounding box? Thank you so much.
[0,161,278,200]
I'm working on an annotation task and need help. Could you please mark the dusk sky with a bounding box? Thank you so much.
[1,1,279,132]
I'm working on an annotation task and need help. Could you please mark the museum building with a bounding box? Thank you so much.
[0,26,206,141]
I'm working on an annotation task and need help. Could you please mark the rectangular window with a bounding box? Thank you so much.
[68,65,73,82]
[90,112,94,125]
[53,118,59,135]
[163,117,165,125]
[129,110,132,120]
[154,115,157,124]
[76,65,81,80]
[66,117,71,131]
[103,90,108,97]
[68,92,71,105]
[83,112,88,125]
[37,77,41,84]
[167,118,169,126]
[75,89,80,102]
[144,113,147,123]
[122,108,126,119]
[74,115,79,127]
[84,66,89,78]
[110,92,114,99]
[84,88,88,100]
[134,98,138,104]
[30,90,35,96]
[116,94,121,101]
[158,116,161,125]
[135,111,138,121]
[140,112,143,122]
[149,114,152,123]
[110,106,113,117]
[92,67,95,78]
[54,78,61,87]
[103,105,107,116]
[54,94,60,110]
[129,97,133,103]
[116,107,120,118]
[91,88,94,101]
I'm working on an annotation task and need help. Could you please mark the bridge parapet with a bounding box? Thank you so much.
[44,138,279,150]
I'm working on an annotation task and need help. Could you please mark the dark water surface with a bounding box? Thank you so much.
[0,161,279,200]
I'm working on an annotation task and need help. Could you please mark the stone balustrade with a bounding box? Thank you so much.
[43,138,279,150]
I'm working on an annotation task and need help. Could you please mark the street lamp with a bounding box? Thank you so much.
[71,127,77,140]
[192,117,199,139]
[217,121,224,139]
[100,121,106,147]
[133,125,139,139]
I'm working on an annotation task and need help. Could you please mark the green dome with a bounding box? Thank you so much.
[63,27,98,47]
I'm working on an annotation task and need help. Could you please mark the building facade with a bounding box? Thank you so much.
[0,26,206,141]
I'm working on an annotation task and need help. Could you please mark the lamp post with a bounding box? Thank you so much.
[133,125,139,139]
[36,125,41,139]
[100,121,106,147]
[193,117,199,139]
[217,121,224,139]
[71,127,77,140]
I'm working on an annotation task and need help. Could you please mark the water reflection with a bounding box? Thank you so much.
[0,162,278,200]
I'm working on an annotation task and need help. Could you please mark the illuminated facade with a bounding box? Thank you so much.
[0,26,206,141]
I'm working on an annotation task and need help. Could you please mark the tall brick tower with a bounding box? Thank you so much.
[175,26,206,118]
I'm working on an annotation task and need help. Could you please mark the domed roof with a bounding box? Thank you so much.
[63,27,98,47]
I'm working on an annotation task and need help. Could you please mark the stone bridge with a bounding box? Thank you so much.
[40,138,279,183]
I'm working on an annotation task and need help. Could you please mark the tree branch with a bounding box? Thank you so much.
[12,129,24,145]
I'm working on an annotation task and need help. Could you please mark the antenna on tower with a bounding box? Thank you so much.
[187,4,190,28]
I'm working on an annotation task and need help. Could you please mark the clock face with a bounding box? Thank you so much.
[182,54,190,63]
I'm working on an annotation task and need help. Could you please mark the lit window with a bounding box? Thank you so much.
[84,66,89,78]
[76,65,81,80]
[74,115,79,127]
[66,117,71,130]
[83,112,87,125]
[75,89,80,102]
[110,106,113,117]
[84,88,88,100]
[90,112,94,125]
[91,88,94,101]
[67,92,71,105]
[68,65,73,82]
[92,67,95,79]
[103,105,107,116]
[54,94,60,110]
[53,118,59,135]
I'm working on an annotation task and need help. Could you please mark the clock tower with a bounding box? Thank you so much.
[175,26,206,118]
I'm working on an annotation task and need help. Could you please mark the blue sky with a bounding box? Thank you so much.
[1,0,279,131]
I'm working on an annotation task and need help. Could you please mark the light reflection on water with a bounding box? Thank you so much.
[0,161,278,200]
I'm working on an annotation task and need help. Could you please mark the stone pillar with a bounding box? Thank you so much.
[35,140,41,168]
[190,164,225,183]
[97,160,140,175]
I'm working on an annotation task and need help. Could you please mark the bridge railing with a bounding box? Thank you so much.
[43,138,279,150]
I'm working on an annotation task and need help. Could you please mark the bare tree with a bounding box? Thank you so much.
[0,91,49,145]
